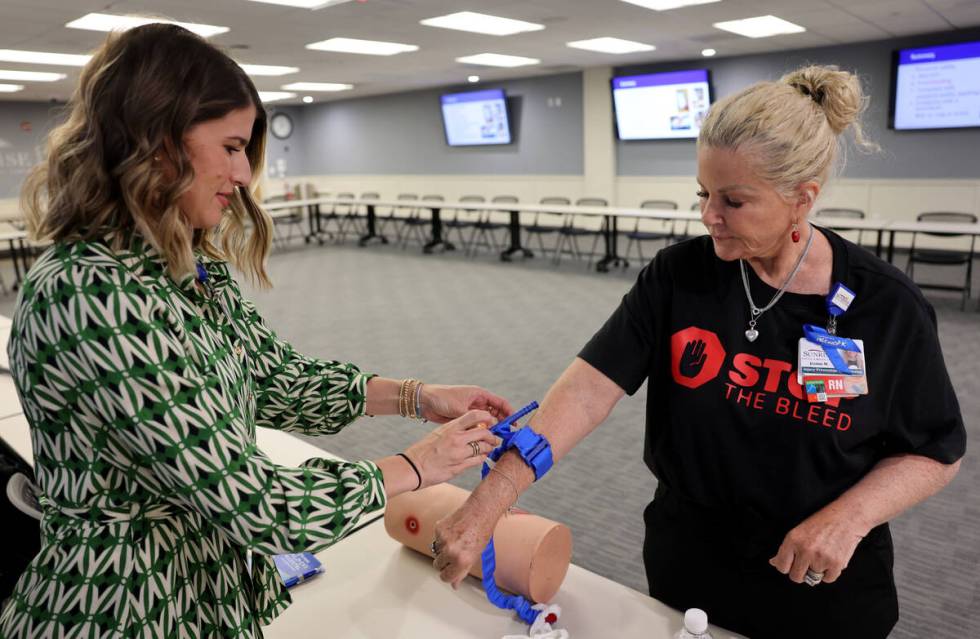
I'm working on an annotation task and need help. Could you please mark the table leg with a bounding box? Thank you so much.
[596,216,628,272]
[875,229,883,258]
[10,239,23,291]
[501,209,533,261]
[359,204,389,246]
[423,207,455,253]
[886,230,896,263]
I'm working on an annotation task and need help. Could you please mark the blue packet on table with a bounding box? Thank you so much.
[273,552,323,588]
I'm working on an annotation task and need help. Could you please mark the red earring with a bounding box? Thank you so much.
[791,224,800,243]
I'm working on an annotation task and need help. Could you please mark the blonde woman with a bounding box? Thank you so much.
[433,66,965,638]
[0,24,509,638]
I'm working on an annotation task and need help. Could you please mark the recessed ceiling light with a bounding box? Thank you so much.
[420,11,544,36]
[258,91,296,102]
[713,15,805,38]
[306,37,419,56]
[239,63,299,76]
[66,13,229,38]
[566,37,655,55]
[0,70,67,82]
[701,48,717,57]
[0,83,24,93]
[302,95,314,103]
[468,75,480,83]
[620,0,721,11]
[282,82,352,91]
[245,0,353,8]
[0,49,91,67]
[455,53,540,68]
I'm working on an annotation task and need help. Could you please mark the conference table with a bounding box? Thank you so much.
[266,195,980,274]
[265,196,699,272]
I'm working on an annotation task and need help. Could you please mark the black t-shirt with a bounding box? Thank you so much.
[580,227,966,533]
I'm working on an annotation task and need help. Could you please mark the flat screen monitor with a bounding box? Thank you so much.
[612,69,712,140]
[440,89,512,146]
[891,40,980,131]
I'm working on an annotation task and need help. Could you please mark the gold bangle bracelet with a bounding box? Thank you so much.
[489,466,520,503]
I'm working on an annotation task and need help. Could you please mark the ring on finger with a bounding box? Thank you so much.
[430,540,440,555]
[469,441,481,458]
[804,569,825,586]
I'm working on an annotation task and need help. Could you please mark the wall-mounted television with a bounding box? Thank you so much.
[440,88,512,146]
[612,69,712,140]
[891,40,980,131]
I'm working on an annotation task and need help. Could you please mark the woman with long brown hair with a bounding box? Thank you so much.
[0,23,508,637]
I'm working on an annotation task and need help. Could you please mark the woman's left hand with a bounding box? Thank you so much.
[769,505,868,585]
[420,385,513,424]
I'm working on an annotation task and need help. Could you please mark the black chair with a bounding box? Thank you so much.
[524,197,570,261]
[905,211,977,311]
[265,192,306,248]
[331,192,360,243]
[400,195,441,249]
[470,195,516,256]
[555,198,606,266]
[444,195,484,256]
[377,193,417,244]
[625,200,677,263]
[814,207,866,246]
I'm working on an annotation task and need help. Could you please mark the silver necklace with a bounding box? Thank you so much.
[739,223,815,342]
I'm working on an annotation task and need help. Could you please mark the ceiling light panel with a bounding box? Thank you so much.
[420,12,544,36]
[620,0,721,11]
[0,70,67,82]
[258,91,296,102]
[0,49,91,67]
[455,53,540,67]
[566,37,655,54]
[239,64,300,76]
[245,0,353,8]
[66,13,229,38]
[281,82,352,91]
[0,84,24,93]
[306,37,419,56]
[713,15,806,38]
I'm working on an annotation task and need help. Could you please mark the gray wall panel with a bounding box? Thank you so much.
[279,72,583,176]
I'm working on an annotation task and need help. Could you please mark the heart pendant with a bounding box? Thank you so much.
[745,329,759,342]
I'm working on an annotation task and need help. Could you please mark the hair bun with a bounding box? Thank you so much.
[781,65,865,135]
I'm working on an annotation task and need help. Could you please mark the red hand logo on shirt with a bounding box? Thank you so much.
[671,327,726,389]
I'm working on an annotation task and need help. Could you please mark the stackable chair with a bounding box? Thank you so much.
[555,197,606,266]
[624,199,677,263]
[470,195,516,256]
[524,196,570,261]
[905,211,977,311]
[399,194,441,249]
[376,193,418,245]
[444,195,484,255]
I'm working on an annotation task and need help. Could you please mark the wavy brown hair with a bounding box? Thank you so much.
[22,22,273,286]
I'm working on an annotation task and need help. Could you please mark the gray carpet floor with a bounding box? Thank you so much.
[2,231,975,637]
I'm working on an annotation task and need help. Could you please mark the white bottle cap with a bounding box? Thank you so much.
[684,608,709,634]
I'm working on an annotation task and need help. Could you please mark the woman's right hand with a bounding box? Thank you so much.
[405,410,500,489]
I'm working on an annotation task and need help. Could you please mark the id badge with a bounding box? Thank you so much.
[798,336,869,402]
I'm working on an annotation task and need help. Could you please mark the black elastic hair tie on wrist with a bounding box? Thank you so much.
[397,452,422,491]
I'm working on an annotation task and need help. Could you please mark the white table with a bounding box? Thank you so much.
[263,514,744,639]
[883,219,980,263]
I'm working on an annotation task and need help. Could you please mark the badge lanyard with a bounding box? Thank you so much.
[803,282,858,375]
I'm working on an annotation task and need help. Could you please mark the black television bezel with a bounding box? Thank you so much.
[889,39,980,132]
[439,88,514,147]
[611,68,714,141]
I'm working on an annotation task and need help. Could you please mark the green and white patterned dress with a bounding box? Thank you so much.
[0,233,386,637]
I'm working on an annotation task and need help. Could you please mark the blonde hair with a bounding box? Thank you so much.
[21,23,273,286]
[698,65,878,197]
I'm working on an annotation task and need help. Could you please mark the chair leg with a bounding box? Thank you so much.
[553,234,566,265]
